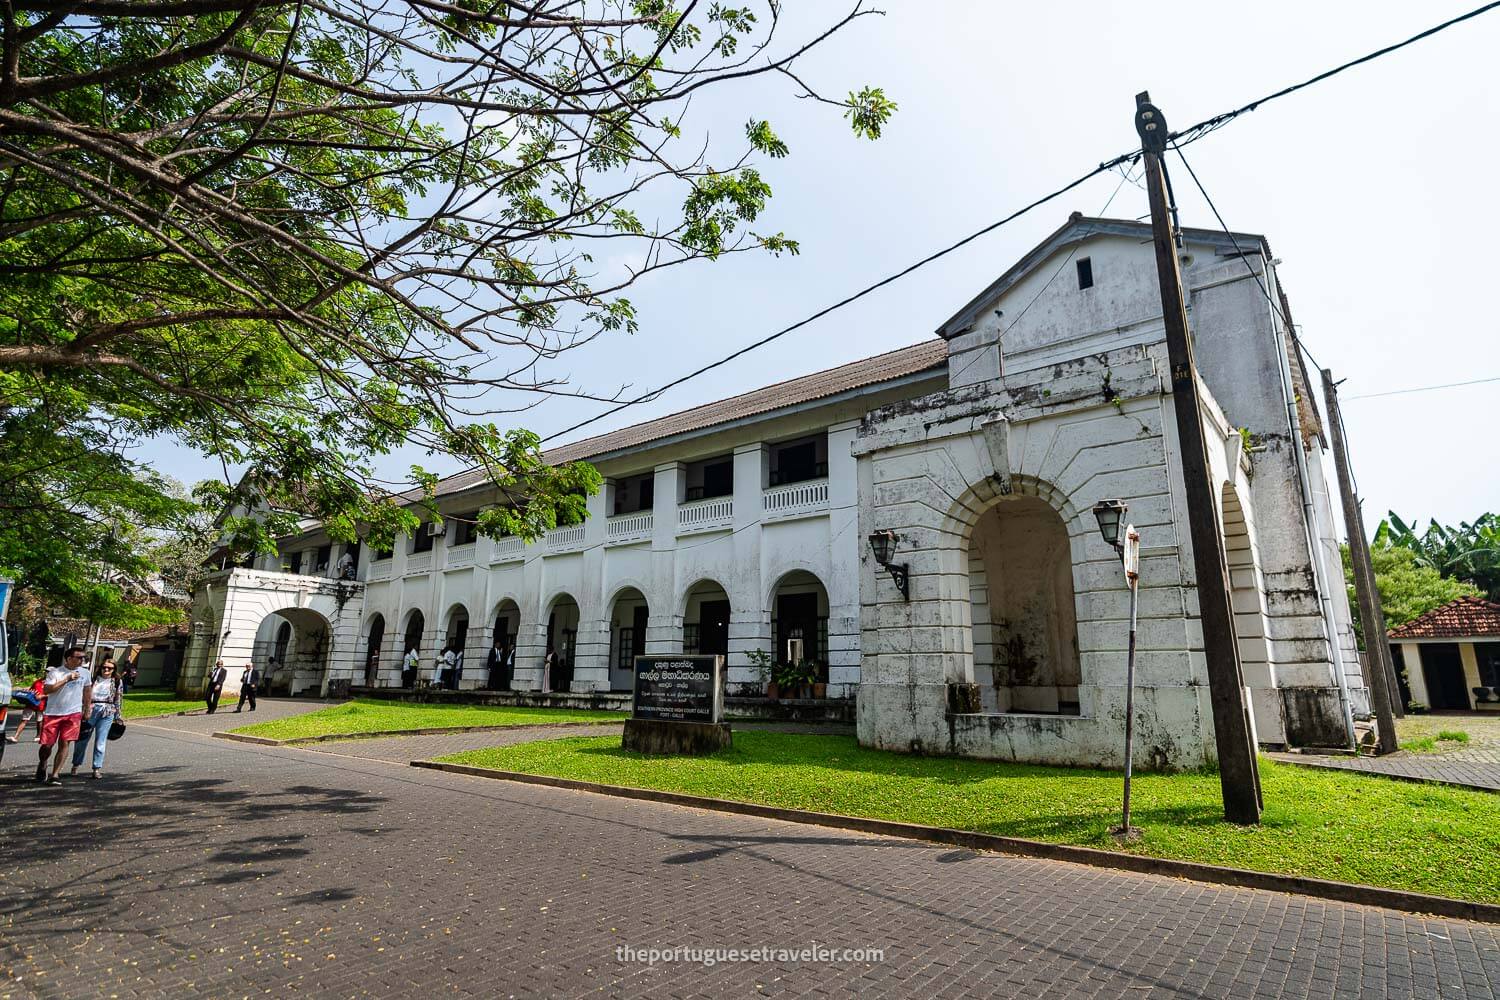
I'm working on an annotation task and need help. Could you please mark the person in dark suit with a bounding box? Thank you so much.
[234,663,260,712]
[205,660,228,713]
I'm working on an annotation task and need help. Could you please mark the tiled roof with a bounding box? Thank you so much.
[1388,597,1500,640]
[426,338,949,499]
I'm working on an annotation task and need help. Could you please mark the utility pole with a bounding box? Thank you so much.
[1321,369,1401,753]
[1134,92,1262,824]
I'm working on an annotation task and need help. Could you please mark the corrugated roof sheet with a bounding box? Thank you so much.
[1388,597,1500,640]
[426,339,948,498]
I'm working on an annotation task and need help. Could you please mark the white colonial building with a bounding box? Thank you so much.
[183,214,1372,769]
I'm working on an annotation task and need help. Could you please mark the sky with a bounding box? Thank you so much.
[144,1,1500,533]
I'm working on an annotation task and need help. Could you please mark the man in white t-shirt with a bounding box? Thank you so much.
[402,646,420,688]
[37,645,93,785]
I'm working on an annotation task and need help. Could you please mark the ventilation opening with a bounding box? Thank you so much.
[1076,257,1094,290]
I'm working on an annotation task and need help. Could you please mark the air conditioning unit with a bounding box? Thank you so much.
[426,521,446,537]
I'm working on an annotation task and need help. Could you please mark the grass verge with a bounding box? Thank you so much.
[439,730,1500,905]
[1401,729,1471,753]
[120,688,206,719]
[231,698,626,741]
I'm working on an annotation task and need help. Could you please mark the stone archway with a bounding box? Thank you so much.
[967,495,1081,714]
[363,614,386,687]
[769,570,829,685]
[680,579,731,658]
[543,594,580,692]
[607,587,649,693]
[252,607,335,697]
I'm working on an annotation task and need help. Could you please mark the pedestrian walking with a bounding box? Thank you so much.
[234,663,260,712]
[120,648,140,693]
[36,646,91,785]
[205,660,228,713]
[438,644,457,689]
[486,637,506,690]
[451,647,464,690]
[71,658,121,778]
[8,677,46,743]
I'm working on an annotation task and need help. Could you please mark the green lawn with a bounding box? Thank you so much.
[120,688,206,719]
[439,731,1500,904]
[232,698,627,741]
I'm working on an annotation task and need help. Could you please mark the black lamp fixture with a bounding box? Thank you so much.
[867,529,910,601]
[1092,499,1128,554]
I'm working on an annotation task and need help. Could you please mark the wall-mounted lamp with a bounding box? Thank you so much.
[867,529,910,601]
[1091,498,1128,554]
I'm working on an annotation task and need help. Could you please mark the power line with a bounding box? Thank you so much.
[542,1,1500,446]
[1170,1,1500,147]
[542,150,1137,443]
[1344,375,1500,400]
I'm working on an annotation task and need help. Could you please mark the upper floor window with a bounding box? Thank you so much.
[314,543,332,573]
[612,473,654,516]
[685,455,733,501]
[450,510,481,546]
[411,522,436,553]
[768,434,827,487]
[284,549,303,574]
[1076,256,1094,290]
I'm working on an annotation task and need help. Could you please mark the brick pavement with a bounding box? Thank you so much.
[0,722,1496,999]
[1269,715,1500,792]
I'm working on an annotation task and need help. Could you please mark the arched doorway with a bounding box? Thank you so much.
[441,604,469,690]
[486,599,520,690]
[771,571,829,687]
[682,580,731,658]
[401,609,425,688]
[608,587,649,692]
[968,496,1080,714]
[251,608,333,697]
[544,594,580,692]
[1222,482,1281,742]
[363,614,385,687]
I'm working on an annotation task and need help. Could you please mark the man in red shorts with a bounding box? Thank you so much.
[37,645,92,786]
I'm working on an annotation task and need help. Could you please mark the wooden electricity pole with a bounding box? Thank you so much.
[1135,92,1261,824]
[1321,369,1401,753]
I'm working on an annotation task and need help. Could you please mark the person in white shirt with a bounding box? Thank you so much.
[438,645,457,689]
[402,646,420,688]
[72,658,122,777]
[37,646,92,785]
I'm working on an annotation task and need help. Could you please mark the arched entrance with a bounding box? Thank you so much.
[544,594,580,692]
[682,580,730,658]
[401,609,425,687]
[968,495,1080,714]
[486,599,520,690]
[251,607,334,697]
[1221,482,1283,743]
[770,571,829,688]
[363,614,386,686]
[608,587,649,692]
[441,604,470,689]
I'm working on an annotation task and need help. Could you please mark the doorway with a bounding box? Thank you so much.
[1422,643,1470,710]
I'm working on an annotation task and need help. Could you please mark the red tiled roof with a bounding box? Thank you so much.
[424,338,949,499]
[1388,597,1500,640]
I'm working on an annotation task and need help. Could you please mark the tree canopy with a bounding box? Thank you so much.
[0,2,894,622]
[1343,543,1480,647]
[1374,512,1500,601]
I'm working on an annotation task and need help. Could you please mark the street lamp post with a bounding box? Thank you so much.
[1093,499,1141,841]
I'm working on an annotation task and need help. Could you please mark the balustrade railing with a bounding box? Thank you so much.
[678,496,733,533]
[491,535,525,563]
[762,479,829,518]
[606,511,653,542]
[546,524,587,551]
[405,551,433,575]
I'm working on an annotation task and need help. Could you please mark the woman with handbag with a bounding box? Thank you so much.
[71,659,122,778]
[8,677,46,743]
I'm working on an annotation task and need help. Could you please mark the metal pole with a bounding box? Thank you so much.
[1135,92,1261,824]
[1119,532,1141,838]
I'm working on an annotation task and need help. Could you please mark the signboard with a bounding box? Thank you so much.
[631,654,723,724]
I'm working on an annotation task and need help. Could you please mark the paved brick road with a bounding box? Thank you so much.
[1,722,1497,999]
[1270,715,1500,792]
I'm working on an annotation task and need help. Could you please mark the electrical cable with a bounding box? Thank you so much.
[1344,375,1500,400]
[538,0,1500,446]
[541,150,1137,444]
[1169,1,1500,148]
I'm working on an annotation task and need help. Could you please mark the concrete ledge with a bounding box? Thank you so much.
[410,760,1500,925]
[214,720,620,748]
[350,686,630,712]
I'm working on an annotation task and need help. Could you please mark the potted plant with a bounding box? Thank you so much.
[746,649,776,698]
[773,659,804,700]
[808,660,827,700]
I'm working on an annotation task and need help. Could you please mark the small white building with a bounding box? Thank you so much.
[1389,597,1500,712]
[183,214,1373,769]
